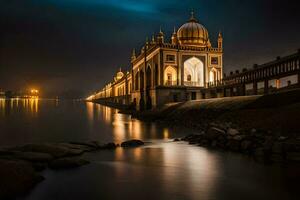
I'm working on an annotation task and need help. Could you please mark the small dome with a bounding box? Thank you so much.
[115,69,124,81]
[177,12,209,47]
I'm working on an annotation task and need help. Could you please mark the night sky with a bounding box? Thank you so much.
[1,0,299,98]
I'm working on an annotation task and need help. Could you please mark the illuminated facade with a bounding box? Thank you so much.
[88,12,223,110]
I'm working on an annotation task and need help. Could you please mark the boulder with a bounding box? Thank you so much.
[233,135,244,141]
[226,139,240,151]
[272,142,283,154]
[14,144,84,158]
[270,154,285,162]
[13,151,54,162]
[286,152,300,162]
[227,128,239,136]
[0,159,44,199]
[206,127,226,140]
[254,148,265,157]
[241,140,252,152]
[182,134,203,142]
[49,158,90,170]
[278,136,288,141]
[69,141,99,149]
[121,140,144,147]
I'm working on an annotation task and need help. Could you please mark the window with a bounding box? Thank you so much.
[187,74,191,81]
[167,73,172,81]
[166,55,175,62]
[211,57,218,65]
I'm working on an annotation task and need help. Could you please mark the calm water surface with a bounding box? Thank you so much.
[0,99,298,200]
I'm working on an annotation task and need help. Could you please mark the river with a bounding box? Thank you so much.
[0,99,298,200]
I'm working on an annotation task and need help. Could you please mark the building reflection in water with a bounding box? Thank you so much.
[0,98,39,116]
[85,103,175,143]
[162,143,219,199]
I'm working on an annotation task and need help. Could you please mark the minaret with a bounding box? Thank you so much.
[145,37,149,49]
[218,31,223,49]
[131,48,136,62]
[151,34,156,45]
[207,39,212,48]
[171,26,178,45]
[157,27,164,44]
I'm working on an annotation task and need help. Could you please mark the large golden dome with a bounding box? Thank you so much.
[177,12,209,47]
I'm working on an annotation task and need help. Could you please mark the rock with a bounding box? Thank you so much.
[0,159,44,199]
[272,142,283,154]
[206,127,226,140]
[241,140,252,152]
[100,143,117,149]
[283,141,300,152]
[32,162,47,171]
[121,140,144,147]
[58,143,94,152]
[13,151,54,162]
[15,144,84,158]
[49,157,90,170]
[69,141,99,149]
[173,138,180,142]
[227,128,239,136]
[211,140,217,147]
[270,154,285,162]
[250,128,257,134]
[227,139,240,151]
[286,152,300,162]
[278,136,288,141]
[182,134,203,142]
[254,148,265,157]
[263,136,274,151]
[233,135,244,141]
[198,139,210,146]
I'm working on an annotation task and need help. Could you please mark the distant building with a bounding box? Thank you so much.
[0,90,5,98]
[88,12,223,110]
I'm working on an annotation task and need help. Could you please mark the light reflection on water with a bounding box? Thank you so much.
[23,142,298,200]
[0,100,188,146]
[1,100,298,200]
[0,98,39,116]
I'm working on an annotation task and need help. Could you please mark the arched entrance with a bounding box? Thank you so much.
[164,66,177,86]
[184,57,204,87]
[209,68,217,83]
[146,65,152,89]
[146,65,152,109]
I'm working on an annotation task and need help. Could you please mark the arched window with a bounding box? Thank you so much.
[184,57,204,87]
[164,66,177,86]
[135,72,139,90]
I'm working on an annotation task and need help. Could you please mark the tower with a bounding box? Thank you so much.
[157,27,164,44]
[131,48,136,62]
[218,31,223,49]
[171,27,178,45]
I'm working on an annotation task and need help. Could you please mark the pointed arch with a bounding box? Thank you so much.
[164,66,177,86]
[184,57,204,86]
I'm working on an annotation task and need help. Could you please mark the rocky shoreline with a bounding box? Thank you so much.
[127,90,300,163]
[0,140,144,200]
[176,124,300,163]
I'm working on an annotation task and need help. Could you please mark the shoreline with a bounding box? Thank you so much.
[94,89,300,163]
[0,140,144,200]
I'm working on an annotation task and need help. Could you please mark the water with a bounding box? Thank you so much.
[0,98,187,146]
[0,99,298,200]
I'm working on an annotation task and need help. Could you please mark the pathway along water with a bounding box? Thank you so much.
[0,99,298,200]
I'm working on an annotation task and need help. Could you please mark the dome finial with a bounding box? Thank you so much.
[189,9,197,22]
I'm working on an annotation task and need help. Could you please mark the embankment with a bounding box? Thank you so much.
[134,89,300,136]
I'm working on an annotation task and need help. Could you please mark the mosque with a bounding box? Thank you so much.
[88,12,224,110]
